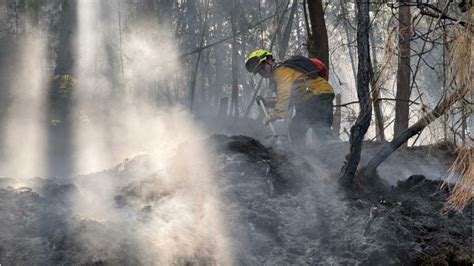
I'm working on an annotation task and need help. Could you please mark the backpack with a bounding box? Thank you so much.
[309,57,329,81]
[279,55,329,81]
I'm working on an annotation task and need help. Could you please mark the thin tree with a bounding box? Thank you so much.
[230,0,239,118]
[339,0,372,187]
[279,0,298,59]
[368,13,386,142]
[340,0,358,85]
[189,0,210,110]
[393,0,411,143]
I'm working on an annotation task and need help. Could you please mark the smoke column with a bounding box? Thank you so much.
[69,0,233,263]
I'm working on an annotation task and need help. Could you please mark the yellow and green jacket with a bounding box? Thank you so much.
[272,57,334,119]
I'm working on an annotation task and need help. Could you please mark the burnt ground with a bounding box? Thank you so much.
[211,135,472,265]
[0,134,471,265]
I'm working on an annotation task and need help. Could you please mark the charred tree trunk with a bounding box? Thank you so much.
[307,0,329,67]
[339,0,372,187]
[365,86,471,176]
[394,0,411,143]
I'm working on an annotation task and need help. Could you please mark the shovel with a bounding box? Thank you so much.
[256,97,292,149]
[256,97,277,136]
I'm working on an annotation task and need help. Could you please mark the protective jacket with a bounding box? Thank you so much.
[272,56,334,119]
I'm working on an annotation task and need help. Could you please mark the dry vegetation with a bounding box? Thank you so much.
[440,8,473,213]
[440,144,473,213]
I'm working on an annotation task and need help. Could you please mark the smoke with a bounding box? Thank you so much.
[65,0,233,263]
[0,33,48,178]
[70,108,233,264]
[0,0,232,263]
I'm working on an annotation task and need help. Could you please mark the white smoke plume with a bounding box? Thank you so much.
[0,33,48,178]
[68,0,233,263]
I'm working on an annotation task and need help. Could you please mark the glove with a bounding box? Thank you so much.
[263,114,277,125]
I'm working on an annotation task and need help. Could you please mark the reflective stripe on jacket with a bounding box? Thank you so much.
[272,65,334,119]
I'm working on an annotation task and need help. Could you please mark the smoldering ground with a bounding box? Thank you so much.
[0,0,471,264]
[0,131,470,264]
[197,134,469,264]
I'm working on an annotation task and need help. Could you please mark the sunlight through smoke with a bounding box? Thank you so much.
[70,0,233,263]
[0,34,48,177]
[72,0,111,175]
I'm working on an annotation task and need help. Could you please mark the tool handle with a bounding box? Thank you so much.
[257,99,277,136]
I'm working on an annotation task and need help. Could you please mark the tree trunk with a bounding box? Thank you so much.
[0,12,16,159]
[307,0,329,67]
[213,47,225,107]
[339,0,372,187]
[206,60,213,106]
[269,2,288,51]
[394,0,411,143]
[340,0,357,85]
[117,0,125,85]
[230,0,239,118]
[199,50,210,105]
[279,0,298,59]
[369,58,386,142]
[369,17,386,142]
[295,2,302,43]
[365,85,471,176]
[189,0,209,110]
[218,97,229,120]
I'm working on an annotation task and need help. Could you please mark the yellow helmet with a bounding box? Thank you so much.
[245,49,273,73]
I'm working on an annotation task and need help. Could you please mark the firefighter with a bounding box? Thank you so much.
[245,49,335,147]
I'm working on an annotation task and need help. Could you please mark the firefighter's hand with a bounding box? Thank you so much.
[265,98,277,108]
[263,114,277,125]
[256,95,277,108]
